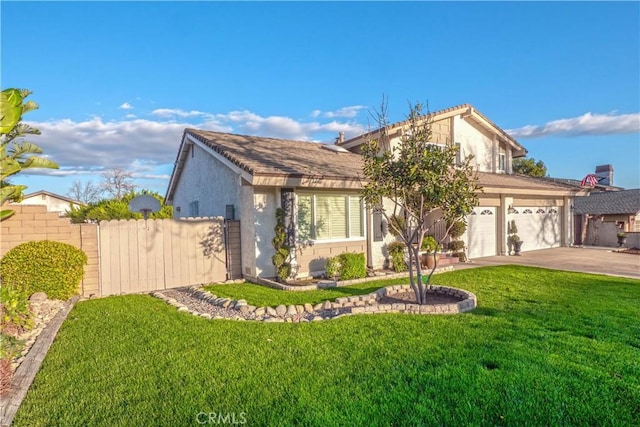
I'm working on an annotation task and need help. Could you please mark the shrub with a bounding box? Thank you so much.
[388,215,406,237]
[0,284,33,336]
[508,234,521,244]
[387,242,407,272]
[421,235,439,253]
[448,220,467,239]
[324,256,341,280]
[337,252,366,280]
[0,240,87,300]
[447,240,465,252]
[0,333,23,393]
[271,208,291,282]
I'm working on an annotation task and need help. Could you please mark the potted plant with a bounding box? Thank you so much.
[421,235,439,269]
[508,234,523,255]
[507,220,523,255]
[447,240,466,262]
[617,232,627,247]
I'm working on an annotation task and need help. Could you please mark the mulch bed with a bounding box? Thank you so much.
[379,290,463,305]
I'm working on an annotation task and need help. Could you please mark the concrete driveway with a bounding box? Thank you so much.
[458,247,640,280]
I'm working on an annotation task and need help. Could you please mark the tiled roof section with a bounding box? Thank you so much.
[476,172,579,191]
[185,129,365,180]
[574,189,640,215]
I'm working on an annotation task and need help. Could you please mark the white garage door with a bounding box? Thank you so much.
[507,207,561,252]
[465,207,497,259]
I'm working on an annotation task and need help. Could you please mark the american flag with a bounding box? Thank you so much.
[580,174,598,187]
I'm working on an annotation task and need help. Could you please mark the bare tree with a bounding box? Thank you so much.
[100,168,136,200]
[67,180,103,204]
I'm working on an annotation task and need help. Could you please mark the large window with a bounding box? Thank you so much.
[296,193,364,241]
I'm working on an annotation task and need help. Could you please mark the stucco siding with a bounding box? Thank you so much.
[453,115,495,172]
[239,184,256,277]
[296,240,366,277]
[370,197,402,269]
[171,144,240,219]
[16,195,81,214]
[253,187,277,278]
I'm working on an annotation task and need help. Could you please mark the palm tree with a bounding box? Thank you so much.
[1,88,58,220]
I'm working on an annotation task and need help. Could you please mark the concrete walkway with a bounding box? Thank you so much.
[456,247,640,280]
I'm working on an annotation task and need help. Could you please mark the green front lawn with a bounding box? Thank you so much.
[14,266,640,426]
[204,278,410,306]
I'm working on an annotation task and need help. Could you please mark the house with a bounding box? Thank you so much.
[573,189,640,247]
[340,104,580,263]
[12,190,85,216]
[165,130,366,279]
[538,164,622,193]
[165,104,580,280]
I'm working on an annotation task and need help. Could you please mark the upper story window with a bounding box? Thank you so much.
[297,193,364,241]
[498,148,506,173]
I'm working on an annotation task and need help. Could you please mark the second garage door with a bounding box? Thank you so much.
[507,207,562,252]
[465,207,497,259]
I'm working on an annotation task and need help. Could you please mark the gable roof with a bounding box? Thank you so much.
[574,189,640,215]
[166,129,365,201]
[20,190,85,206]
[341,103,527,157]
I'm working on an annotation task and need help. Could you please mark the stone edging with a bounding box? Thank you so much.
[0,295,79,427]
[250,266,455,291]
[153,283,476,323]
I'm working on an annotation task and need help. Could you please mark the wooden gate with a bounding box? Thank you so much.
[99,218,229,296]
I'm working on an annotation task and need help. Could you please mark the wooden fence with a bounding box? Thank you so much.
[99,218,232,296]
[1,207,241,297]
[0,205,100,297]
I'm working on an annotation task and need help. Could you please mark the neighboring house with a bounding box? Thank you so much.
[165,104,580,280]
[12,190,85,216]
[573,189,640,247]
[539,164,622,193]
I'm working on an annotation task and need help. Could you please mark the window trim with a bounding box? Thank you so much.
[296,192,365,243]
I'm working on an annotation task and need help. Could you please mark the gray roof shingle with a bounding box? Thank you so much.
[186,129,365,181]
[574,189,640,215]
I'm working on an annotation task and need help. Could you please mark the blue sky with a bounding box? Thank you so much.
[2,1,639,199]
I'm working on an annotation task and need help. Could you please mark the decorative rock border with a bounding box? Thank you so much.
[153,282,476,323]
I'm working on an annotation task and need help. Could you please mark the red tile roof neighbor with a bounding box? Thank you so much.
[186,129,365,180]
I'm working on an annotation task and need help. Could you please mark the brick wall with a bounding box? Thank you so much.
[0,205,99,297]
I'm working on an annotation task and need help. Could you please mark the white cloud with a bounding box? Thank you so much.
[215,110,365,141]
[151,108,210,118]
[22,108,366,180]
[310,105,367,119]
[125,114,137,119]
[507,112,640,139]
[119,102,134,110]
